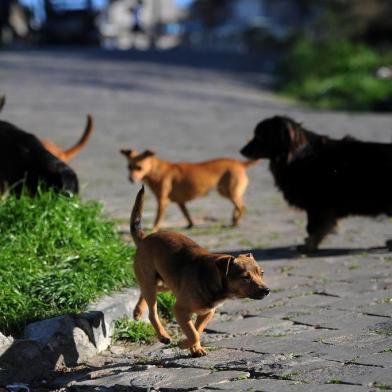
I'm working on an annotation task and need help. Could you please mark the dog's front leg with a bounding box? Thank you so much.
[173,303,206,357]
[177,202,194,228]
[300,210,337,253]
[195,309,215,335]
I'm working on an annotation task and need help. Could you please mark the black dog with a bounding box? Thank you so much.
[241,115,392,252]
[0,119,78,195]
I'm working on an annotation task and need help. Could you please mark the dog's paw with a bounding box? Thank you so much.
[190,345,207,357]
[297,244,313,254]
[159,335,172,345]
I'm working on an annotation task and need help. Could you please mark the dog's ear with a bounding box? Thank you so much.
[143,149,155,157]
[216,255,235,278]
[286,121,308,162]
[120,149,133,157]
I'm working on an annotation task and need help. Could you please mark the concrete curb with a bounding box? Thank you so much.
[0,287,141,384]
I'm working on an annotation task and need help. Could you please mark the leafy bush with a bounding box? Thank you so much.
[279,38,392,110]
[0,189,135,335]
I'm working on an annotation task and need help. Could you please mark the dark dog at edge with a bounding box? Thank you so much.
[130,186,269,356]
[0,119,78,195]
[241,115,392,253]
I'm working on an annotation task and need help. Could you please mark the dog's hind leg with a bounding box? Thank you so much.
[300,210,337,253]
[133,295,147,320]
[230,196,245,227]
[178,202,194,228]
[138,278,171,344]
[195,309,215,335]
[218,171,248,226]
[174,303,206,357]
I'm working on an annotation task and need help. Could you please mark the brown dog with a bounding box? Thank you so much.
[0,95,92,163]
[130,186,269,357]
[41,114,93,163]
[121,149,260,231]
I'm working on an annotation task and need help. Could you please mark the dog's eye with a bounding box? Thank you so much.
[241,276,251,283]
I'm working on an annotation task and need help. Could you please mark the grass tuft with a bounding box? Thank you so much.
[0,188,135,336]
[112,318,156,344]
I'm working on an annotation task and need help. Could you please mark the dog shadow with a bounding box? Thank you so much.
[222,245,390,262]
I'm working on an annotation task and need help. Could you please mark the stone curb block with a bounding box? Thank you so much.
[0,287,141,384]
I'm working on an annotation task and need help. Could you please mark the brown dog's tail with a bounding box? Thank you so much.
[242,159,261,169]
[62,114,94,161]
[130,185,146,246]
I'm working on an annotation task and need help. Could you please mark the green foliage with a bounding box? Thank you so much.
[0,189,135,335]
[113,318,155,344]
[279,38,392,111]
[157,292,176,322]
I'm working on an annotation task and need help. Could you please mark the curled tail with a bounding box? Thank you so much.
[242,159,261,169]
[63,114,94,161]
[130,185,146,246]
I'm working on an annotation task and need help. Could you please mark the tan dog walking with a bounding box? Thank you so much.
[130,186,269,357]
[121,149,260,231]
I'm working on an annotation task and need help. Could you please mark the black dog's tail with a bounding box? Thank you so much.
[0,95,5,112]
[130,185,146,246]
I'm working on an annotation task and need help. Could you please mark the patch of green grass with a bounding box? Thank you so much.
[348,264,360,270]
[0,189,135,336]
[383,348,392,353]
[157,292,176,322]
[113,318,155,344]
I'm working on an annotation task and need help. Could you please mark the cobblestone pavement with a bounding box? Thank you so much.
[1,48,392,391]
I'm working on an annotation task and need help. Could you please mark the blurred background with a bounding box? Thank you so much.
[1,0,391,111]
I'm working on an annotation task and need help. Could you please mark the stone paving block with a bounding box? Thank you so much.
[355,352,392,368]
[313,281,391,298]
[287,309,389,330]
[316,343,391,364]
[331,290,392,311]
[289,362,392,386]
[282,294,341,308]
[361,303,392,318]
[205,378,369,391]
[213,333,325,355]
[159,348,263,371]
[206,316,293,335]
[71,366,209,390]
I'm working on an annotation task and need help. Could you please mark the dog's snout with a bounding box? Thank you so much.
[263,287,270,296]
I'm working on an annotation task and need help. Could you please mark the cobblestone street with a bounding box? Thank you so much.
[1,48,391,391]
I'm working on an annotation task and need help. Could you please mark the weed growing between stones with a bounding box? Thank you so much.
[113,318,156,344]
